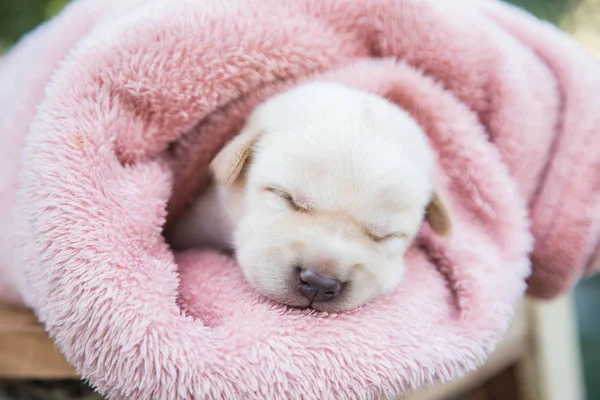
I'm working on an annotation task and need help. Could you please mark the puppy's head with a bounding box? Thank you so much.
[211,82,450,312]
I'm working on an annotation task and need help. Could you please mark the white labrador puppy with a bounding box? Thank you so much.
[168,82,450,312]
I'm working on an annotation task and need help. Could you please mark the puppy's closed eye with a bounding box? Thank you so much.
[364,230,408,243]
[264,187,309,212]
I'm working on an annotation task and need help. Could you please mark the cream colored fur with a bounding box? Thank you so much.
[169,82,449,312]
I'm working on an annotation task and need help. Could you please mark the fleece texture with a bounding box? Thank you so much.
[0,0,599,398]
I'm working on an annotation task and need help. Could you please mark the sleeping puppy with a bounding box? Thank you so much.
[168,82,450,312]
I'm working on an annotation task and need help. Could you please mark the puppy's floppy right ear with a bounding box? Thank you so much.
[426,191,452,236]
[210,123,262,185]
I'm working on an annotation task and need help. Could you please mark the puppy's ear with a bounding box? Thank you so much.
[426,191,452,236]
[210,123,262,185]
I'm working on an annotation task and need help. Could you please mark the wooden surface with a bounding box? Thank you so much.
[524,295,586,400]
[465,365,522,400]
[0,303,78,379]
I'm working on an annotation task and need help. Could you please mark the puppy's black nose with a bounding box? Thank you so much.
[299,269,342,302]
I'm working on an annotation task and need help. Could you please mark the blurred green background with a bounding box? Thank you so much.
[0,0,69,52]
[506,0,576,22]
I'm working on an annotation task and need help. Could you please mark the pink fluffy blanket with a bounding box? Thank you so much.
[1,0,599,398]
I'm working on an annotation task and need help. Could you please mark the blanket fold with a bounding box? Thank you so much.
[0,0,598,398]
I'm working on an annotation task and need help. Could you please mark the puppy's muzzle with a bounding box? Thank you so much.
[298,269,342,303]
